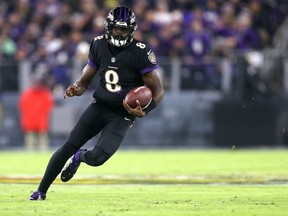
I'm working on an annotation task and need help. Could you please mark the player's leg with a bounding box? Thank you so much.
[60,103,107,182]
[29,103,103,200]
[29,139,82,200]
[81,116,134,167]
[60,116,133,182]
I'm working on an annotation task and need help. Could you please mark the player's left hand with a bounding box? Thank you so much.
[123,99,145,118]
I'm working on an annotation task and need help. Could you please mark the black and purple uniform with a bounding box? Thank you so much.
[37,36,158,194]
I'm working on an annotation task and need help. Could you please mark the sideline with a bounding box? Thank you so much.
[0,174,287,185]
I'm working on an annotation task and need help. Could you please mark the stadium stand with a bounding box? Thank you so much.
[0,0,288,148]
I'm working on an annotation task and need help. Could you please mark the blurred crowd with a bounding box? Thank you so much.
[0,0,287,91]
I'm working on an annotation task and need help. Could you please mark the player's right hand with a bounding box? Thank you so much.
[123,99,145,118]
[63,84,79,99]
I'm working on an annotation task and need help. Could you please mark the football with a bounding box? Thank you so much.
[125,86,152,108]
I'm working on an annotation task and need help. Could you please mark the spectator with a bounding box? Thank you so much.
[185,19,211,63]
[0,26,17,59]
[203,0,219,30]
[19,72,54,151]
[185,19,220,89]
[234,10,262,51]
[0,0,287,92]
[212,2,237,56]
[156,25,175,56]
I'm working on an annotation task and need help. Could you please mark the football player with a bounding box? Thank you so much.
[29,6,164,200]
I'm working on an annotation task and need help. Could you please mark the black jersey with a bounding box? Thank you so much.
[88,35,158,113]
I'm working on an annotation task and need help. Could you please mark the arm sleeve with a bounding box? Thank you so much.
[137,43,159,75]
[88,39,99,69]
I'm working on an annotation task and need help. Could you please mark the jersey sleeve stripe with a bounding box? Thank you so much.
[140,64,159,75]
[88,58,98,69]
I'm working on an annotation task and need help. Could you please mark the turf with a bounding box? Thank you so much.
[1,149,288,215]
[1,184,288,216]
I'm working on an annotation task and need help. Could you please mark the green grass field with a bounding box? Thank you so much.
[1,149,288,215]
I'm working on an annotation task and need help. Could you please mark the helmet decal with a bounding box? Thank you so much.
[107,13,114,21]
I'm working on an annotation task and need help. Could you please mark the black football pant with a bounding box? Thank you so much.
[38,101,134,194]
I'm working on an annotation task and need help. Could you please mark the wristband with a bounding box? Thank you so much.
[144,99,156,114]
